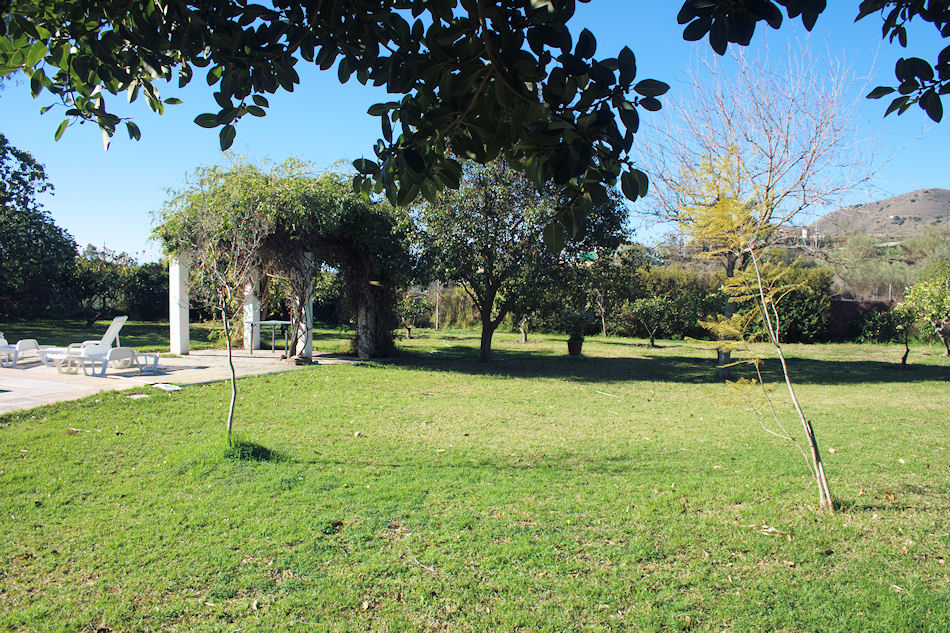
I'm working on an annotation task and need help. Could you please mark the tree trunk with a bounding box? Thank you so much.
[649,331,656,348]
[601,313,607,338]
[936,320,950,356]
[479,322,496,362]
[718,257,738,379]
[355,286,394,359]
[221,304,237,447]
[717,296,736,379]
[519,318,528,344]
[406,326,412,339]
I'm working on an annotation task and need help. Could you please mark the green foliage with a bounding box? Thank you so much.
[903,260,950,353]
[769,266,832,344]
[0,133,77,317]
[1,0,663,240]
[435,286,479,330]
[622,296,669,347]
[397,291,432,337]
[155,158,415,358]
[719,262,832,344]
[71,245,136,325]
[560,309,595,342]
[856,306,905,344]
[417,159,629,359]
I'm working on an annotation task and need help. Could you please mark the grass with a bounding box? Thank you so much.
[1,329,948,631]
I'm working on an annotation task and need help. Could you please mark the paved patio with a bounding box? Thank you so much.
[0,349,358,415]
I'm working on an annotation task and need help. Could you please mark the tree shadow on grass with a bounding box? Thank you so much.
[223,439,283,462]
[384,346,949,386]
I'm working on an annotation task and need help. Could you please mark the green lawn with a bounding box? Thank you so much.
[1,330,948,631]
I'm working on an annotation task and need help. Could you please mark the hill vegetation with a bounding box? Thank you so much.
[812,189,950,239]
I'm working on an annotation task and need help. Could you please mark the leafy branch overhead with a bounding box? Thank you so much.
[678,0,950,122]
[2,0,947,241]
[0,0,665,244]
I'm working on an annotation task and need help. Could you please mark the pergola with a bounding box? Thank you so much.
[167,254,313,358]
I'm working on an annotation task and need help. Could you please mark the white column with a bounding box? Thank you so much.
[169,254,190,355]
[243,272,261,352]
[295,278,313,359]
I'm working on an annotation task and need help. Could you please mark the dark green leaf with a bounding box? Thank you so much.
[353,158,379,175]
[125,121,141,141]
[618,46,636,85]
[194,113,219,128]
[634,79,669,98]
[620,171,639,201]
[542,221,565,253]
[219,124,236,150]
[867,86,895,99]
[921,90,943,122]
[575,28,596,59]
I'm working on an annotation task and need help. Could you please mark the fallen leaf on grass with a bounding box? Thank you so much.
[890,584,905,593]
[886,493,897,504]
[66,428,88,435]
[783,560,796,568]
[251,600,259,611]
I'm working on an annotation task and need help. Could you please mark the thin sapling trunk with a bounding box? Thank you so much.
[221,301,238,447]
[751,253,833,511]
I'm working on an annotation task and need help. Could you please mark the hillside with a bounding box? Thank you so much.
[812,188,950,238]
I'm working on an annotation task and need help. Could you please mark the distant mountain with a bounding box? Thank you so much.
[812,189,950,238]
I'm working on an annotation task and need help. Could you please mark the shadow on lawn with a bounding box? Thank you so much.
[386,346,949,386]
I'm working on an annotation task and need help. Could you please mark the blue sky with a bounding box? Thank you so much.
[1,2,946,261]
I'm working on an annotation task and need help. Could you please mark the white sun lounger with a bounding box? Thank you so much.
[37,316,129,367]
[46,346,160,377]
[0,339,53,368]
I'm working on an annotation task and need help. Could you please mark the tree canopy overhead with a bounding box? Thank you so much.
[2,0,947,241]
[1,0,668,245]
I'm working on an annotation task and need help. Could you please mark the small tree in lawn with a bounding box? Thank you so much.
[398,291,430,339]
[699,231,835,511]
[154,163,271,446]
[627,296,671,348]
[903,260,950,356]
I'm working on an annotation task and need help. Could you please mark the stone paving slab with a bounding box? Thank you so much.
[0,349,359,415]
